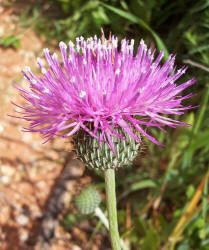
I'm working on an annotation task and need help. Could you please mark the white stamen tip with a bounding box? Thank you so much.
[36,57,42,64]
[131,39,135,46]
[112,40,118,48]
[59,41,67,49]
[40,105,52,111]
[151,63,156,69]
[140,39,145,46]
[83,59,87,65]
[79,90,86,98]
[141,67,146,73]
[138,87,145,94]
[41,68,47,74]
[70,76,75,83]
[25,66,31,72]
[31,79,37,85]
[43,48,50,53]
[43,88,50,93]
[69,41,74,47]
[52,53,58,60]
[31,93,40,99]
[115,68,120,75]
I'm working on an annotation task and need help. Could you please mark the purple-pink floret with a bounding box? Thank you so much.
[13,36,195,150]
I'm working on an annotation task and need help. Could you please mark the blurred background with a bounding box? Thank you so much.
[0,0,209,249]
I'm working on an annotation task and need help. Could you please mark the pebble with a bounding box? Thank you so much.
[72,246,82,250]
[0,26,4,36]
[0,124,4,133]
[0,6,4,14]
[16,214,29,226]
[1,165,15,176]
[0,207,11,224]
[0,176,10,184]
[19,231,29,242]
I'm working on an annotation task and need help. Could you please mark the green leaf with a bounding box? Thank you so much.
[189,44,209,55]
[3,1,13,6]
[61,213,88,229]
[193,85,209,135]
[100,2,169,58]
[119,179,157,199]
[202,168,209,230]
[92,7,110,27]
[0,35,21,48]
[177,240,190,250]
[191,1,209,13]
[189,130,209,151]
[201,238,209,247]
[186,185,195,200]
[141,223,161,250]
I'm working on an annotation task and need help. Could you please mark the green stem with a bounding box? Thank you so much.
[105,168,121,250]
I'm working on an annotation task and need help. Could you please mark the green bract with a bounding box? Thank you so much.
[75,187,101,215]
[74,127,141,170]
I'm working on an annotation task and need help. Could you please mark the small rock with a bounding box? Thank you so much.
[22,132,32,142]
[0,206,11,224]
[1,165,15,176]
[0,124,4,133]
[19,230,29,242]
[0,176,10,184]
[11,65,22,73]
[16,213,29,226]
[0,26,4,36]
[32,211,43,218]
[36,180,46,189]
[72,246,82,250]
[0,6,4,14]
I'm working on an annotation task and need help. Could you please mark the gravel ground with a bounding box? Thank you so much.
[0,4,108,250]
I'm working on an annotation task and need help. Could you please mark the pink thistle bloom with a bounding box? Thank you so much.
[12,35,195,150]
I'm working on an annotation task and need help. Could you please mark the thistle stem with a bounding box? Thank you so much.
[94,208,129,250]
[104,168,121,250]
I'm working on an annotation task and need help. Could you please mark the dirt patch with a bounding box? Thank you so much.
[0,4,105,250]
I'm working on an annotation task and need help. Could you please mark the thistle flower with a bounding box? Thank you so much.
[13,34,195,151]
[13,34,196,250]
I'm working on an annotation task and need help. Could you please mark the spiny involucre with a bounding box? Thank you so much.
[12,35,195,151]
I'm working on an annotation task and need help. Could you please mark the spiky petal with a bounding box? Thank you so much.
[12,35,195,150]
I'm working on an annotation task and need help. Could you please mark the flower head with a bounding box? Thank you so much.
[13,34,195,151]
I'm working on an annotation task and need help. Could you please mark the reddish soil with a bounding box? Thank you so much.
[0,4,105,250]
